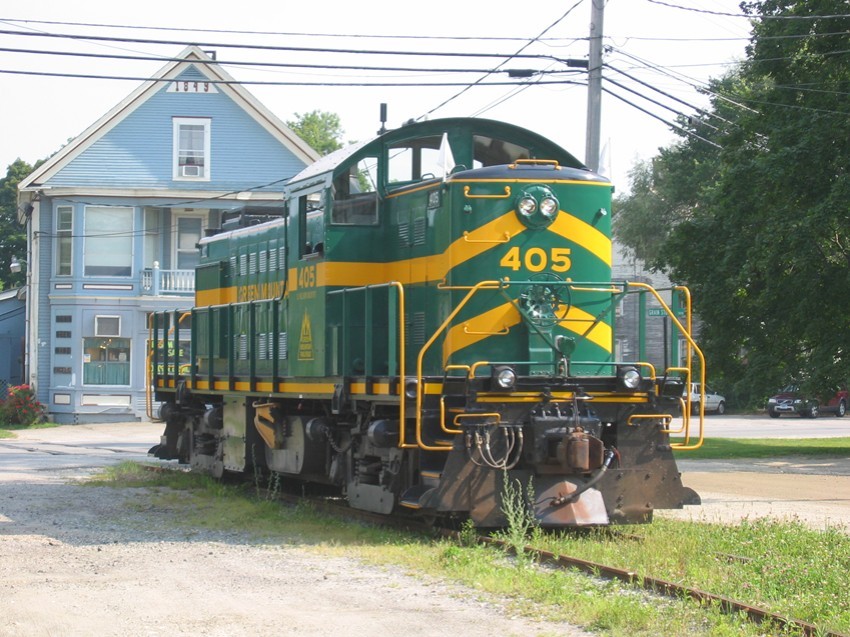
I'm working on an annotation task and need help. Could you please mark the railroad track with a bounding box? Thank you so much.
[281,492,847,637]
[143,463,848,637]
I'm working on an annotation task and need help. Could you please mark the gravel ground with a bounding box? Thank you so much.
[0,425,589,637]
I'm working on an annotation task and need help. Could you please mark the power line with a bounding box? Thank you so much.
[0,68,584,87]
[0,27,571,62]
[0,16,580,43]
[0,45,581,76]
[602,85,722,148]
[646,0,850,20]
[420,0,585,119]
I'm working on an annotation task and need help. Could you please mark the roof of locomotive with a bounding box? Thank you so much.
[285,117,589,189]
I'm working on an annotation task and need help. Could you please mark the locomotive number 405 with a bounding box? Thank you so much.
[499,247,571,273]
[298,264,317,288]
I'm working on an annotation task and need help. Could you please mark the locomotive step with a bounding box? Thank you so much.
[399,484,435,510]
[419,469,442,488]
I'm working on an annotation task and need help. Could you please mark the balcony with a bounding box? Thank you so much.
[141,262,194,296]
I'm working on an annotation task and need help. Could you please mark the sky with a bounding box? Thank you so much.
[0,0,751,192]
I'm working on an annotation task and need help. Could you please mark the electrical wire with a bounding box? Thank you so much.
[0,16,579,42]
[602,85,722,148]
[0,27,574,61]
[0,45,583,75]
[646,0,850,20]
[419,0,585,119]
[0,68,583,87]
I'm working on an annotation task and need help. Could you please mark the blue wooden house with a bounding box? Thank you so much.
[17,46,318,423]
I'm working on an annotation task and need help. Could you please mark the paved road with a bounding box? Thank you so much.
[676,413,850,439]
[0,422,163,482]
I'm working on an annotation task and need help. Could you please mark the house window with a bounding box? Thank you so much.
[83,337,130,386]
[84,207,133,277]
[144,207,162,269]
[173,117,211,180]
[95,315,121,337]
[175,215,203,270]
[56,205,73,276]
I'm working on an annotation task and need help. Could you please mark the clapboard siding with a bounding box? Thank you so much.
[48,66,305,190]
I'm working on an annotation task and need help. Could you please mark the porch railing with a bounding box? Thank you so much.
[141,262,194,295]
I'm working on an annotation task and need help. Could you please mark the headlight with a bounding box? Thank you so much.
[768,398,776,404]
[539,196,559,218]
[617,366,642,390]
[404,378,419,399]
[493,366,517,389]
[517,196,537,216]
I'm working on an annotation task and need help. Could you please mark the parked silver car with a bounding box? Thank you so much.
[687,383,726,415]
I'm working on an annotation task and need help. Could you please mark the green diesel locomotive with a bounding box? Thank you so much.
[149,117,703,527]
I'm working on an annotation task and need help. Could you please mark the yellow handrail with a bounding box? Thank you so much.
[628,282,705,450]
[463,185,511,199]
[414,280,503,451]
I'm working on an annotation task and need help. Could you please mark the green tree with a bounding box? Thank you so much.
[0,159,34,291]
[615,0,850,406]
[286,110,344,156]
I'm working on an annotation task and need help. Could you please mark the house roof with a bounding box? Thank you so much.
[19,46,319,191]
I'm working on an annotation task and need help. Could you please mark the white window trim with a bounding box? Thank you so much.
[172,211,207,271]
[83,205,134,278]
[173,117,211,182]
[95,315,121,337]
[55,205,73,277]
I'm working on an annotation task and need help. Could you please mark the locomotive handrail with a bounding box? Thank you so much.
[570,360,658,381]
[414,280,504,451]
[627,413,674,428]
[463,185,511,199]
[327,281,407,386]
[510,159,560,169]
[627,281,705,450]
[660,398,688,435]
[462,323,510,336]
[461,230,512,244]
[146,310,191,421]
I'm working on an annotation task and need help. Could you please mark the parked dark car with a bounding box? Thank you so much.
[767,384,848,418]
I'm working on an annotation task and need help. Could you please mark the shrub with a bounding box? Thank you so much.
[0,384,45,426]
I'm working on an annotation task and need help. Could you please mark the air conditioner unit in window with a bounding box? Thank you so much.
[180,164,202,177]
[95,315,121,337]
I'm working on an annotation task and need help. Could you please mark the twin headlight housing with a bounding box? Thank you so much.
[516,186,559,228]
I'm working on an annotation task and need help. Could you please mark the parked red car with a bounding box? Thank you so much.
[767,384,848,418]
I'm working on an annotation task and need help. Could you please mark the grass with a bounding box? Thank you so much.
[0,421,58,438]
[674,436,850,460]
[85,462,850,636]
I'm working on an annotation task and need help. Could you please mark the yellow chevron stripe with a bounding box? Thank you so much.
[549,213,612,267]
[442,300,612,361]
[195,210,610,304]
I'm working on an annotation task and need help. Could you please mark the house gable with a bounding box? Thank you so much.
[19,47,317,194]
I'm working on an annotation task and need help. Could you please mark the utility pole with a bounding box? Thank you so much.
[585,0,605,172]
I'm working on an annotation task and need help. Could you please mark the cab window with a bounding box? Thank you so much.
[331,157,379,225]
[298,191,325,258]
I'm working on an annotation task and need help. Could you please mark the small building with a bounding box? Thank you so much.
[17,47,317,423]
[0,288,25,395]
